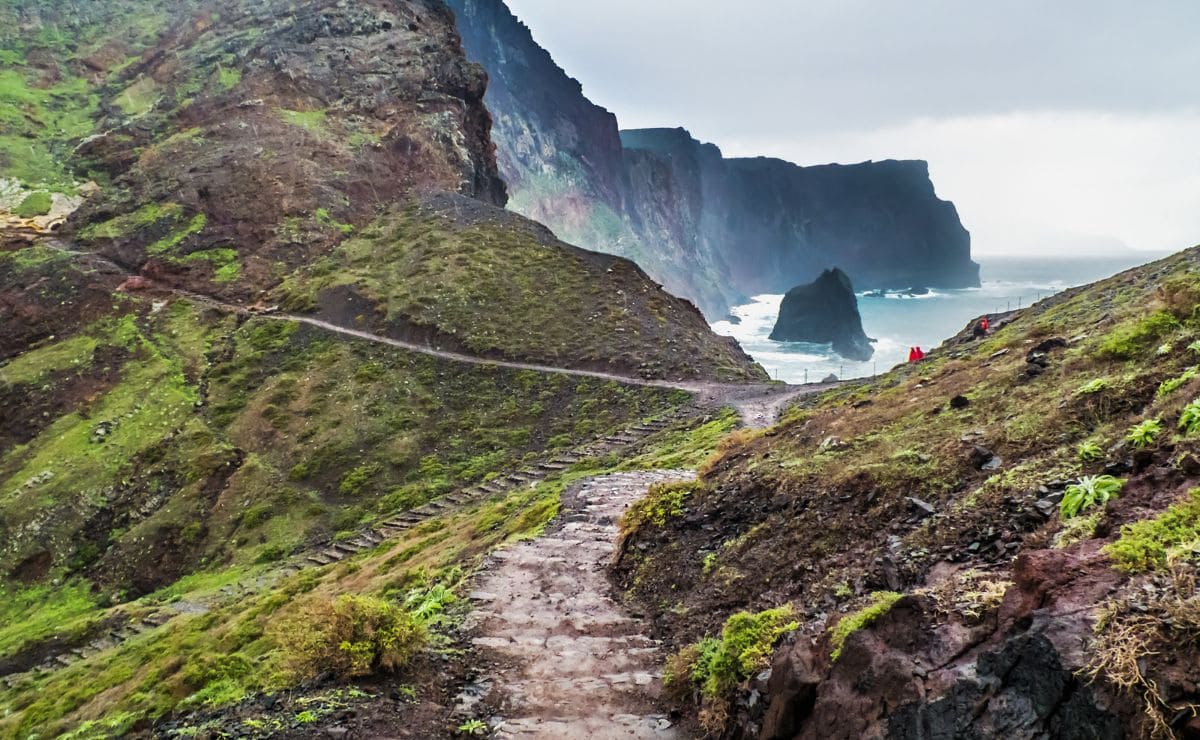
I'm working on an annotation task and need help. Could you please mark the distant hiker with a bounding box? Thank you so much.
[981,316,990,333]
[915,346,926,361]
[908,346,926,363]
[972,320,986,338]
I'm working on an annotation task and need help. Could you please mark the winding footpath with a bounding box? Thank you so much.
[463,471,694,739]
[39,240,829,425]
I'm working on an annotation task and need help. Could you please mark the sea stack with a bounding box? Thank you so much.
[770,269,875,361]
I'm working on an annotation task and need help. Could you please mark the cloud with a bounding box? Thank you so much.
[501,0,1200,256]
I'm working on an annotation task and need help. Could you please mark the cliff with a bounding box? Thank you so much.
[770,268,874,361]
[446,0,980,318]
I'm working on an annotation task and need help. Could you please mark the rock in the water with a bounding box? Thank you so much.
[769,269,875,361]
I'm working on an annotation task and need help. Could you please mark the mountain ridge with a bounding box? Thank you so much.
[446,0,980,317]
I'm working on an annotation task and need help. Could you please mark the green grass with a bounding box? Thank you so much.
[1107,488,1200,572]
[1099,311,1181,361]
[829,591,903,660]
[278,108,328,133]
[0,581,98,658]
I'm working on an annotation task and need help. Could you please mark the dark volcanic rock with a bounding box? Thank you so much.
[447,0,980,318]
[769,269,874,361]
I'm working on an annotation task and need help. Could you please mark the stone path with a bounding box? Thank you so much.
[462,470,695,739]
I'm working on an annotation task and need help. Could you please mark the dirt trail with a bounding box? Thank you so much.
[462,471,694,739]
[39,240,835,427]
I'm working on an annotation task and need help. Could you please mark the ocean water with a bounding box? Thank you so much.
[712,253,1170,383]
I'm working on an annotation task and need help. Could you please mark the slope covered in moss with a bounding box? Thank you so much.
[617,246,1200,738]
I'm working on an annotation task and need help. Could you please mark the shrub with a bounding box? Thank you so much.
[1107,489,1200,572]
[1180,399,1200,436]
[1060,475,1124,519]
[1158,367,1199,397]
[829,592,903,660]
[339,464,382,496]
[1077,440,1104,463]
[1126,419,1164,448]
[274,594,426,679]
[664,605,797,730]
[1099,312,1180,361]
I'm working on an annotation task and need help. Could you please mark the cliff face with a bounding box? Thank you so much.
[446,0,980,318]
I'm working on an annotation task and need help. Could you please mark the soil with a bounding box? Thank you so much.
[462,471,696,739]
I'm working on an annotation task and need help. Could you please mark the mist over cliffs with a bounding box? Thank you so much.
[446,0,981,318]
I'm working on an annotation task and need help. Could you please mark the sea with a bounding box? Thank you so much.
[711,253,1171,383]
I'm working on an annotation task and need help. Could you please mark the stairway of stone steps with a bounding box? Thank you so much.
[455,470,695,739]
[280,410,695,573]
[0,611,172,690]
[0,410,698,690]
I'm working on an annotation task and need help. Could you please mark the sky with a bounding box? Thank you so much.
[503,0,1200,257]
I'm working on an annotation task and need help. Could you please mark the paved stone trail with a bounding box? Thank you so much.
[464,470,695,739]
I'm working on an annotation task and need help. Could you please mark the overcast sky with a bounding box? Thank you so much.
[504,0,1200,256]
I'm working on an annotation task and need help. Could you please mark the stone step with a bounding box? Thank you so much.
[331,542,358,555]
[306,554,334,566]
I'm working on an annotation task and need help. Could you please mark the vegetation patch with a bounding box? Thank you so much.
[620,479,703,536]
[829,591,903,660]
[1107,489,1200,573]
[664,605,798,731]
[273,594,426,680]
[15,191,53,218]
[1060,475,1124,519]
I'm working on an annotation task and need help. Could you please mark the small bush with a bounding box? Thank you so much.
[1126,419,1164,449]
[1158,367,1199,397]
[274,594,426,679]
[1107,489,1200,572]
[1061,475,1124,519]
[1180,399,1200,436]
[664,605,797,730]
[1077,440,1104,463]
[830,592,903,660]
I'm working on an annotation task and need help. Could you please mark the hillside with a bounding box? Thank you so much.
[446,0,979,317]
[616,246,1200,737]
[1,0,764,382]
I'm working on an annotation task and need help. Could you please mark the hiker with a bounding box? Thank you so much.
[914,346,926,361]
[981,316,990,333]
[908,347,917,362]
[972,319,986,338]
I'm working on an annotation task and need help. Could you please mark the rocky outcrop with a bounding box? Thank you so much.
[769,268,873,361]
[446,0,980,318]
[63,0,507,299]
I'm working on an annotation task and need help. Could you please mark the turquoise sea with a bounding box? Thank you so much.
[711,253,1171,383]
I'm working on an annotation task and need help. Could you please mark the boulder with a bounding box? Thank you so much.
[769,269,875,361]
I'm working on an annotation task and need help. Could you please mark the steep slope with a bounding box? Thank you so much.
[616,247,1200,738]
[0,0,765,381]
[446,0,979,318]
